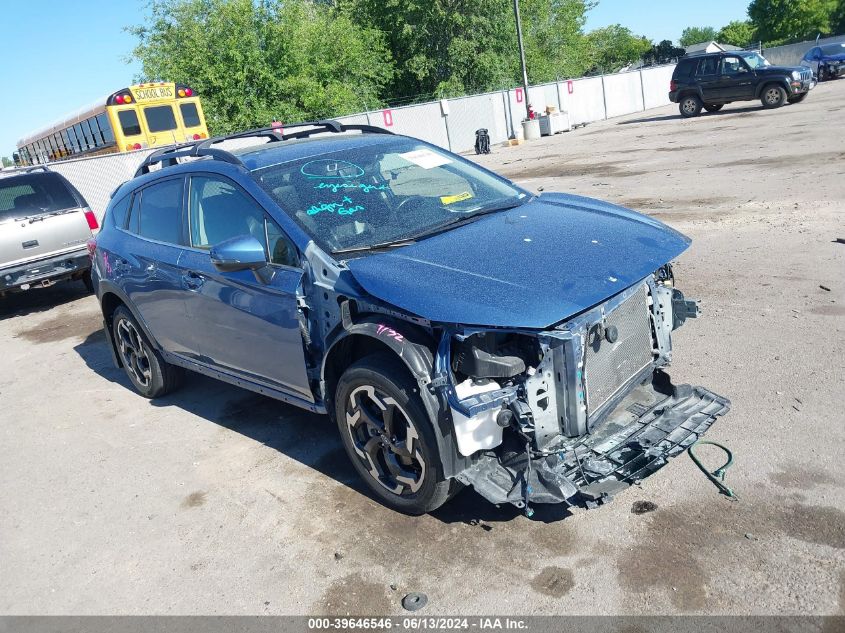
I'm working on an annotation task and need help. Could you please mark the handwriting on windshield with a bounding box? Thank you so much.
[313,182,388,194]
[300,159,365,179]
[306,196,365,216]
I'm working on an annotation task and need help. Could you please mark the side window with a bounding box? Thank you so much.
[118,110,142,137]
[189,176,266,248]
[695,57,719,76]
[109,194,132,229]
[137,179,184,244]
[266,217,298,267]
[721,56,746,75]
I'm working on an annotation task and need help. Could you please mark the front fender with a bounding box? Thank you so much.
[322,316,469,478]
[755,78,790,98]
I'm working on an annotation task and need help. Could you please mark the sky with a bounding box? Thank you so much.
[0,0,750,159]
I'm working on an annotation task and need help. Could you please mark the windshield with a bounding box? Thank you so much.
[252,138,527,254]
[820,44,845,56]
[0,172,79,222]
[740,52,770,69]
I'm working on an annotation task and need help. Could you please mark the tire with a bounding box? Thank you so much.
[788,93,808,104]
[703,104,724,112]
[761,84,787,108]
[818,66,827,82]
[334,354,455,514]
[112,306,183,399]
[679,95,703,118]
[82,270,94,294]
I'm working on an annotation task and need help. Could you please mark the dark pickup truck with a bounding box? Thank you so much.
[669,50,815,117]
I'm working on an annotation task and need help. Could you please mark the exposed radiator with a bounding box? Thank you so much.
[584,284,653,415]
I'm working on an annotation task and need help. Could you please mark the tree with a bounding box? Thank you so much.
[587,24,652,73]
[128,0,394,134]
[679,26,717,47]
[1,157,13,168]
[642,39,686,65]
[338,0,594,101]
[747,0,838,44]
[717,20,757,46]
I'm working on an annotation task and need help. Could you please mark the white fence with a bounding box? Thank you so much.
[28,64,677,220]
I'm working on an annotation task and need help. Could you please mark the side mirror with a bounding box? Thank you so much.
[210,235,272,283]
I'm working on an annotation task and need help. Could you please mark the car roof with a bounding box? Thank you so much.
[232,133,406,171]
[111,132,411,202]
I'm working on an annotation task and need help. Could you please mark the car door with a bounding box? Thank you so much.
[802,48,821,74]
[177,174,313,401]
[718,55,755,100]
[119,176,198,357]
[693,56,722,102]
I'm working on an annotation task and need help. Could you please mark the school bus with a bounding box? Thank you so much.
[15,82,209,166]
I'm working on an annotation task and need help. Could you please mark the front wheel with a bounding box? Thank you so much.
[703,103,724,112]
[762,85,787,108]
[334,354,456,514]
[818,66,828,82]
[112,306,183,398]
[679,95,703,118]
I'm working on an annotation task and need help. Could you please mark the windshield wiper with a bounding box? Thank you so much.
[333,239,417,256]
[409,196,532,241]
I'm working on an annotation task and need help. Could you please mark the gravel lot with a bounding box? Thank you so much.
[2,81,843,616]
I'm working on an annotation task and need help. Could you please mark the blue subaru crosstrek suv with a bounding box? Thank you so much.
[91,121,730,515]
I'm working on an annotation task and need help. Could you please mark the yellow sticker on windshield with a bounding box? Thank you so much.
[440,191,473,205]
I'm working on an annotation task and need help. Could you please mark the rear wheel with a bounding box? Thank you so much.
[703,103,724,112]
[112,306,183,398]
[679,95,703,118]
[762,85,787,108]
[334,354,456,514]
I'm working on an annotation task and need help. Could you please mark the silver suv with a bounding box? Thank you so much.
[0,167,98,298]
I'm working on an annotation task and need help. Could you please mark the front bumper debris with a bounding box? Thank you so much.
[455,375,731,509]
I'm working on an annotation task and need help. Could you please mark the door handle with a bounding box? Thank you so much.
[182,271,204,290]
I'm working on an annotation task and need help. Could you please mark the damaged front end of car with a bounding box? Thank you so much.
[430,266,730,512]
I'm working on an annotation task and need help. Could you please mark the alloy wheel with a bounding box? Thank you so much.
[116,319,152,388]
[682,98,698,114]
[344,385,426,495]
[765,88,781,105]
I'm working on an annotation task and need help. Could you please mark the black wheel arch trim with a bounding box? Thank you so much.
[322,315,470,478]
[755,79,790,99]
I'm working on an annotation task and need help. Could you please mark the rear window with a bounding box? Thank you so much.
[0,173,79,222]
[133,178,184,244]
[144,105,177,133]
[180,103,201,128]
[695,57,719,76]
[118,110,142,137]
[674,59,697,78]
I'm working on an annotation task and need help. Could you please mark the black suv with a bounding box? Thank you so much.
[669,51,815,117]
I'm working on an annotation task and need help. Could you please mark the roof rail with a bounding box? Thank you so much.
[25,165,50,173]
[133,119,394,178]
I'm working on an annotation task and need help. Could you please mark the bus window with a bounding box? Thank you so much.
[96,113,115,144]
[67,126,80,154]
[80,120,95,148]
[180,102,201,127]
[88,117,103,146]
[118,110,142,136]
[72,124,85,150]
[60,130,71,155]
[144,105,177,132]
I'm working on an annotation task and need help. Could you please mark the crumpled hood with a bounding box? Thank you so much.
[820,53,845,62]
[345,192,691,328]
